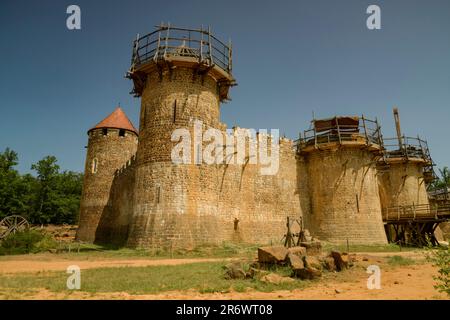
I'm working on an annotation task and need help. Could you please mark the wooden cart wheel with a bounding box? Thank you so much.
[0,215,29,240]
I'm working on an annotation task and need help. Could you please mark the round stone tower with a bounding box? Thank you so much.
[76,107,138,242]
[377,108,434,218]
[125,24,235,249]
[298,116,387,244]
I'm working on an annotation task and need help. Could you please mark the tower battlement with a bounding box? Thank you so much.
[296,115,383,155]
[127,24,236,101]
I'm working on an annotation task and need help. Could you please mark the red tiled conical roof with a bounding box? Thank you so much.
[89,107,138,135]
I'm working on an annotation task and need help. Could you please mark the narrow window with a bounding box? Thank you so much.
[102,128,108,136]
[156,186,161,204]
[356,194,360,212]
[119,129,125,137]
[234,218,239,231]
[92,158,98,174]
[173,100,177,123]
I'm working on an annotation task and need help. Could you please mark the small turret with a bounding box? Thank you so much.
[378,108,434,219]
[76,107,138,243]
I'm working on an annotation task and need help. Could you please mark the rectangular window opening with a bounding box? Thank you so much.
[156,186,161,204]
[173,100,177,123]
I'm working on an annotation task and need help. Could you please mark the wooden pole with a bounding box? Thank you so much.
[393,107,403,149]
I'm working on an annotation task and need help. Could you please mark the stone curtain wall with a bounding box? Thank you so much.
[124,137,303,249]
[95,158,136,246]
[121,67,301,249]
[76,128,138,242]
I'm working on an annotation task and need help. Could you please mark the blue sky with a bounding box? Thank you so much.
[0,0,449,173]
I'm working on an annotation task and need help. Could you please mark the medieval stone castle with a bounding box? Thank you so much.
[76,25,435,249]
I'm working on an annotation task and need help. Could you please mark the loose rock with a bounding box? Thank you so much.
[294,267,322,280]
[330,251,348,271]
[322,256,336,271]
[258,246,289,264]
[224,262,246,280]
[303,256,323,271]
[299,241,322,256]
[287,252,304,270]
[246,267,269,279]
[260,273,295,284]
[287,246,307,258]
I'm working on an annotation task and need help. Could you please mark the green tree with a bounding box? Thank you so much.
[0,148,29,219]
[0,148,18,172]
[0,149,82,224]
[430,166,450,191]
[51,171,83,224]
[30,156,82,224]
[30,156,60,224]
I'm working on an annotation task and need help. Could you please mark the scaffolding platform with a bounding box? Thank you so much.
[383,203,450,246]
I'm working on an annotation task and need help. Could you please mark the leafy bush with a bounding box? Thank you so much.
[427,245,450,296]
[0,229,56,255]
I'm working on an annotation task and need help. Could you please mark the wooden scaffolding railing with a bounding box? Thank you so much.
[130,23,233,75]
[383,203,450,222]
[294,115,383,153]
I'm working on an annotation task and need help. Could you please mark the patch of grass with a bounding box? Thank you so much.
[322,243,418,253]
[386,255,416,266]
[38,242,261,261]
[0,242,261,261]
[0,261,307,295]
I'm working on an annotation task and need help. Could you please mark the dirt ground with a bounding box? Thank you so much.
[0,257,236,274]
[0,251,447,300]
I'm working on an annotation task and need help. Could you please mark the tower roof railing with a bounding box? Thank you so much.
[295,115,383,153]
[382,136,432,163]
[382,136,435,183]
[130,23,232,74]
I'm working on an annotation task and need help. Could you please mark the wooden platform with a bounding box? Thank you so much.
[383,204,450,246]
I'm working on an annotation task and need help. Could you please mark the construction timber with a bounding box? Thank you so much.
[383,204,450,246]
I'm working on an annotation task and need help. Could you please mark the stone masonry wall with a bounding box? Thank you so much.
[378,161,430,209]
[123,67,304,249]
[304,147,387,244]
[125,135,303,249]
[78,64,414,248]
[95,158,136,246]
[76,128,138,243]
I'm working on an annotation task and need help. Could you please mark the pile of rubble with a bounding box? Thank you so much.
[225,241,356,283]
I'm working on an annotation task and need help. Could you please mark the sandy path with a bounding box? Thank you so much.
[4,263,446,300]
[0,251,447,300]
[0,257,236,274]
[0,250,425,274]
